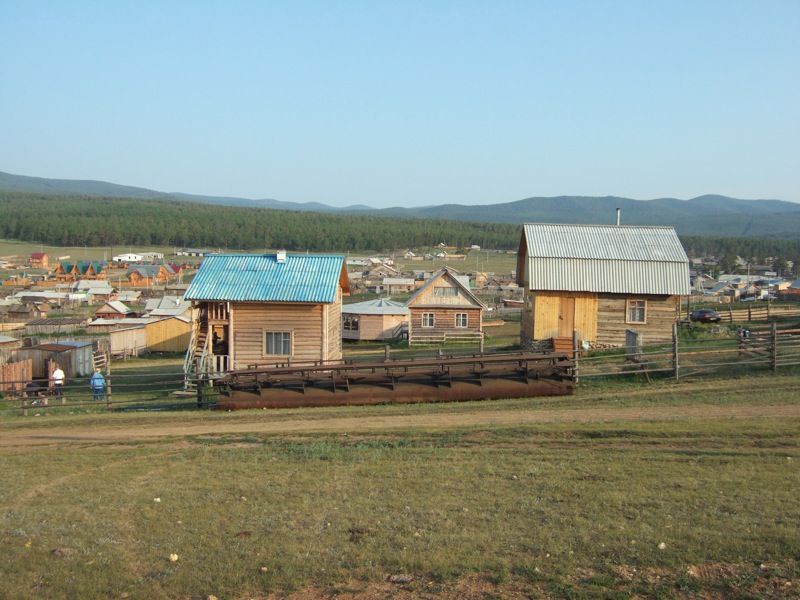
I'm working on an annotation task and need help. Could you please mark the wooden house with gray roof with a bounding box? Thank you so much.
[342,298,408,341]
[517,223,690,346]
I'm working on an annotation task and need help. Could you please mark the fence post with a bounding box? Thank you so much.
[748,304,752,322]
[572,329,579,384]
[384,344,391,362]
[771,321,777,372]
[672,323,679,381]
[106,376,111,410]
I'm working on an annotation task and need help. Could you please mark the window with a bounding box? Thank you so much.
[626,299,646,324]
[455,313,468,328]
[433,286,458,297]
[422,313,435,328]
[343,315,359,331]
[264,331,292,355]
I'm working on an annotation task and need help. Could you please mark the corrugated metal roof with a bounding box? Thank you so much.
[102,301,132,314]
[521,224,690,295]
[342,298,409,316]
[184,253,346,303]
[522,223,689,261]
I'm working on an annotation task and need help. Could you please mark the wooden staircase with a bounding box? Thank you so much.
[184,324,210,391]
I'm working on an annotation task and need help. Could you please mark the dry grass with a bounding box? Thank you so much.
[0,373,798,599]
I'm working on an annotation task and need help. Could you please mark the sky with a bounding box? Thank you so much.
[1,1,799,207]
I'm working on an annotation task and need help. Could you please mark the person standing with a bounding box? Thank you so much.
[89,369,106,402]
[51,365,65,399]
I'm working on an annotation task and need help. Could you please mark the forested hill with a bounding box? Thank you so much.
[3,170,800,239]
[0,192,518,251]
[2,191,800,265]
[367,195,800,239]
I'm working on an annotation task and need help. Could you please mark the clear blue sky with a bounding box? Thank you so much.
[1,1,798,206]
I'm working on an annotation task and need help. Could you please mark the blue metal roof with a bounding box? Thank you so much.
[184,253,346,303]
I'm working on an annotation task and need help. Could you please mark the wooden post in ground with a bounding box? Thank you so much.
[195,357,203,408]
[771,321,778,372]
[384,345,390,362]
[106,376,112,410]
[672,323,680,381]
[572,329,579,384]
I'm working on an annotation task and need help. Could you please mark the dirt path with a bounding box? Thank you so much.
[2,403,799,448]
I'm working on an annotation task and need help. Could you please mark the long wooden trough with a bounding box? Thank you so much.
[216,352,574,409]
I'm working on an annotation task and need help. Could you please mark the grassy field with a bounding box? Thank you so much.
[1,372,798,599]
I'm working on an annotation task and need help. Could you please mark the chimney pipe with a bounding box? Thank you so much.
[616,208,621,226]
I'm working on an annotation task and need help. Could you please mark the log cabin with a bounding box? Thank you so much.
[95,300,134,320]
[516,223,690,347]
[405,267,486,345]
[54,260,106,282]
[183,252,349,380]
[126,264,176,286]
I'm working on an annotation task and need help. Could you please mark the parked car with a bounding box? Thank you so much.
[741,296,757,302]
[690,308,722,323]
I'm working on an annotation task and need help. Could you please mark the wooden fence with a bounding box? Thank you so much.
[718,303,800,323]
[0,359,33,393]
[574,323,800,381]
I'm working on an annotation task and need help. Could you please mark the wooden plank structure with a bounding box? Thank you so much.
[517,224,690,347]
[216,351,574,409]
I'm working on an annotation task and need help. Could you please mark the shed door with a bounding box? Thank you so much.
[558,297,575,338]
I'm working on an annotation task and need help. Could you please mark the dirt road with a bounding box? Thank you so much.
[2,402,799,448]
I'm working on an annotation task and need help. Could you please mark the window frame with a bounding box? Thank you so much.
[421,312,435,328]
[455,312,468,328]
[433,286,458,297]
[625,299,647,324]
[342,314,360,331]
[263,330,293,356]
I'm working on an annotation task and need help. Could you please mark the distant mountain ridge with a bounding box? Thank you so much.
[2,169,799,239]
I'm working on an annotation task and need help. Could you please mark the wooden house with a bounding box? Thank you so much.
[516,224,690,347]
[30,252,49,269]
[342,299,408,341]
[126,264,176,287]
[366,263,400,280]
[54,260,106,282]
[382,277,416,294]
[145,316,191,352]
[54,261,75,281]
[405,267,486,345]
[95,300,135,320]
[183,252,349,379]
[8,303,49,322]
